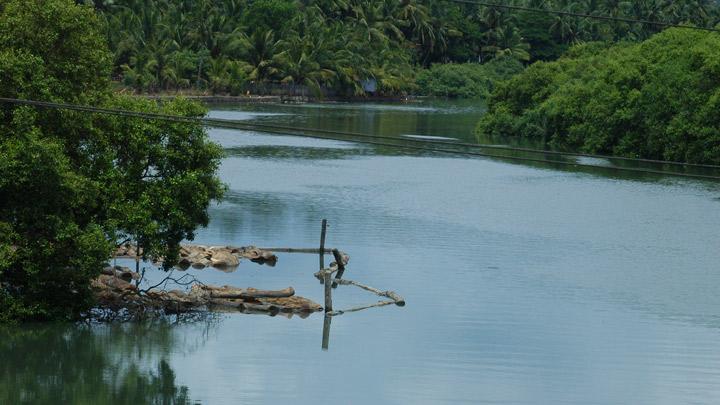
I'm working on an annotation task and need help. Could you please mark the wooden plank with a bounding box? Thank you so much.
[204,286,295,299]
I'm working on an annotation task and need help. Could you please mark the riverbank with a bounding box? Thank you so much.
[139,93,424,104]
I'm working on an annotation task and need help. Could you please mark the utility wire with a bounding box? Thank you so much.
[2,97,720,180]
[442,0,720,33]
[9,96,715,169]
[213,118,720,169]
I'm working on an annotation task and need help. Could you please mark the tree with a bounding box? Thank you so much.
[0,0,225,321]
[476,29,720,164]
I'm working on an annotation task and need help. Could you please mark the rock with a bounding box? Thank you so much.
[101,265,140,282]
[177,256,192,268]
[114,243,277,269]
[209,250,240,268]
[92,274,137,293]
[191,258,211,269]
[240,247,278,266]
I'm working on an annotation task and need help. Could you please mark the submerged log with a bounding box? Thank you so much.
[200,285,295,299]
[260,296,323,312]
[91,270,321,318]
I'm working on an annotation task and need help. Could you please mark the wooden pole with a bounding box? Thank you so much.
[202,286,295,299]
[323,269,333,312]
[334,278,405,306]
[321,313,331,350]
[319,219,327,272]
[135,242,140,274]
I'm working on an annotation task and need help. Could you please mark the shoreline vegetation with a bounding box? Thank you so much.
[477,29,720,165]
[0,0,225,322]
[3,0,720,323]
[93,0,720,98]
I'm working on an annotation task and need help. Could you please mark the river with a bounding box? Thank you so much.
[3,100,720,404]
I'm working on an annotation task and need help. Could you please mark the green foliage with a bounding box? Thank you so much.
[0,0,225,321]
[0,0,111,99]
[99,0,425,95]
[243,0,299,34]
[416,57,524,98]
[0,130,112,321]
[476,29,720,164]
[92,0,720,95]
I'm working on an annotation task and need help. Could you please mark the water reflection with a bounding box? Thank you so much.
[211,100,720,183]
[8,100,720,404]
[0,320,218,404]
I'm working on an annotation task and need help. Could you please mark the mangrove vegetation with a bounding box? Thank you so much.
[476,28,720,165]
[0,0,225,321]
[2,0,720,322]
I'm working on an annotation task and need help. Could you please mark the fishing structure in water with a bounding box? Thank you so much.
[92,219,405,337]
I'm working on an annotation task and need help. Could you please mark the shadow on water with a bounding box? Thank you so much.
[223,144,369,160]
[0,319,220,404]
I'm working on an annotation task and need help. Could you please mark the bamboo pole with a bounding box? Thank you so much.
[319,219,327,271]
[321,313,332,350]
[334,278,405,306]
[323,269,333,312]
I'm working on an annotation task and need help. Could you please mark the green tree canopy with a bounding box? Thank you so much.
[89,0,720,96]
[0,0,225,321]
[476,29,720,164]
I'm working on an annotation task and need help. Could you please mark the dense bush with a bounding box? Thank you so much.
[476,29,720,164]
[0,0,225,321]
[415,57,524,98]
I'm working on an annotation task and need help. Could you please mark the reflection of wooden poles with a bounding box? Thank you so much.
[321,313,332,350]
[334,278,405,306]
[258,248,334,254]
[328,300,396,316]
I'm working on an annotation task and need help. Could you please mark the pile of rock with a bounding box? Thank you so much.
[175,245,277,269]
[115,244,278,269]
[91,267,322,318]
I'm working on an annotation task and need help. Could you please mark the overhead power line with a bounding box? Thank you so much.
[443,0,720,33]
[5,96,715,169]
[1,97,720,180]
[212,117,720,169]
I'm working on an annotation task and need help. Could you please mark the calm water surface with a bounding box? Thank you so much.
[3,100,720,404]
